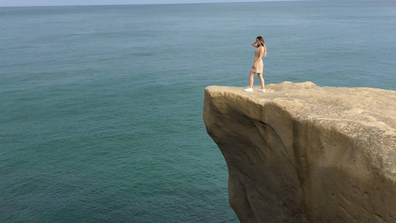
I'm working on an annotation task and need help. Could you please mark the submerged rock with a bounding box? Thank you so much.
[203,81,396,223]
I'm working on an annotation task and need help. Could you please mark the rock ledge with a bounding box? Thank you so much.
[203,81,396,223]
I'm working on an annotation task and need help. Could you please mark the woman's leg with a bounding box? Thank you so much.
[257,73,265,89]
[249,71,255,88]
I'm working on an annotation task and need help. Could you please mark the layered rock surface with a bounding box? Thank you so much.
[203,81,396,223]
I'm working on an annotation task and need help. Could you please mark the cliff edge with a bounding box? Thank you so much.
[203,81,396,223]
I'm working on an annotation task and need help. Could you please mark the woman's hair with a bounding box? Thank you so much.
[256,36,267,57]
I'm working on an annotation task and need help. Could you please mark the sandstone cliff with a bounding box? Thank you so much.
[203,81,396,223]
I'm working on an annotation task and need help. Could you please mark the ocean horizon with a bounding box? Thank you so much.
[0,0,314,8]
[1,0,395,222]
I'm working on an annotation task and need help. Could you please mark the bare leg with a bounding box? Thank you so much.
[249,71,255,88]
[257,73,265,89]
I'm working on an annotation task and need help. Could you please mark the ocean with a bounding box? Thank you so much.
[1,0,395,222]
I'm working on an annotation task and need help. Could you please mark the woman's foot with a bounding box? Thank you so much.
[244,87,253,92]
[258,88,266,92]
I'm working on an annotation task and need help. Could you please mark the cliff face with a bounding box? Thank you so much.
[203,81,396,223]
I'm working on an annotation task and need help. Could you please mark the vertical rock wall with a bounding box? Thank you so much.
[203,82,396,223]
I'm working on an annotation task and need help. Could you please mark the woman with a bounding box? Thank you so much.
[244,36,267,92]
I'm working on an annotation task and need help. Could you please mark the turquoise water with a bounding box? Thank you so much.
[1,1,395,222]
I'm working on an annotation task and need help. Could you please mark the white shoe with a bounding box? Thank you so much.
[243,87,253,92]
[258,89,266,92]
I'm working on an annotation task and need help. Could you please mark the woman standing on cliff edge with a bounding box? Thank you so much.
[244,36,267,92]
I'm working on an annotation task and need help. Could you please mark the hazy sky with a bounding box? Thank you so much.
[0,0,295,7]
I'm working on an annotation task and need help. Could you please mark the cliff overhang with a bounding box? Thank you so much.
[203,81,396,223]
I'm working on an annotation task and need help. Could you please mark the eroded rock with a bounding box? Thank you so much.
[203,81,396,223]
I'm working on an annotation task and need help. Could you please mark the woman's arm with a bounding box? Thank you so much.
[251,41,258,48]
